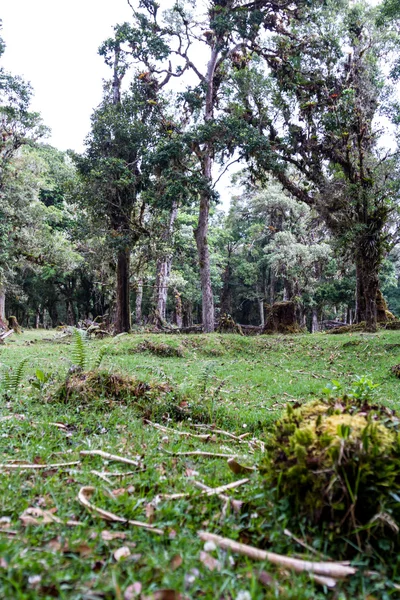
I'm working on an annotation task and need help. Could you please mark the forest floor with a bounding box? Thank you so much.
[1,329,400,599]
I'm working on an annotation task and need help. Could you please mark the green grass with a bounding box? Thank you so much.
[1,329,400,599]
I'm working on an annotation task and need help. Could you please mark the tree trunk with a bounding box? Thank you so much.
[194,191,214,333]
[220,258,232,316]
[312,308,319,333]
[135,278,143,325]
[153,201,178,324]
[259,299,265,328]
[355,255,379,332]
[115,248,131,333]
[174,288,183,328]
[0,286,5,329]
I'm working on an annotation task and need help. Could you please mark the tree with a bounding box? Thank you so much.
[229,2,400,331]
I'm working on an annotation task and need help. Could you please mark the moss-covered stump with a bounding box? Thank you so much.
[8,315,21,333]
[260,396,400,554]
[216,314,243,335]
[52,370,187,421]
[262,301,303,334]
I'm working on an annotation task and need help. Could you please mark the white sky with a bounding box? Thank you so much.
[1,0,134,152]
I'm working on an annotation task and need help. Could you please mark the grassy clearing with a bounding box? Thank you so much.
[1,330,400,599]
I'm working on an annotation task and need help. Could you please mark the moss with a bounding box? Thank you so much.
[51,370,188,422]
[216,314,243,335]
[327,322,366,334]
[132,340,184,357]
[260,396,400,554]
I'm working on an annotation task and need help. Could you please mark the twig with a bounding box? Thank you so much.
[192,481,243,514]
[198,532,356,580]
[195,478,250,496]
[145,420,211,441]
[163,450,237,458]
[0,461,80,470]
[79,450,140,467]
[77,487,164,535]
[283,529,331,560]
[91,470,113,485]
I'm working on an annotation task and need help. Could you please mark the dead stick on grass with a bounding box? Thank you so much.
[193,481,243,514]
[198,531,356,580]
[77,486,164,535]
[80,450,140,467]
[163,450,237,459]
[90,470,113,485]
[145,421,211,442]
[283,529,331,560]
[0,461,80,470]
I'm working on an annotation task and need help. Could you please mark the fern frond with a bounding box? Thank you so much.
[71,329,88,370]
[1,358,29,396]
[93,345,108,369]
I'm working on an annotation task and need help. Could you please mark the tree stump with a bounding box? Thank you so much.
[217,314,243,335]
[8,315,21,333]
[262,301,302,334]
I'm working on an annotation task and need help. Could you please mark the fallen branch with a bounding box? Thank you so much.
[145,420,212,442]
[77,486,164,535]
[80,450,140,467]
[198,531,356,581]
[0,330,14,343]
[91,470,113,485]
[283,529,331,560]
[0,461,80,470]
[163,450,237,459]
[192,481,243,514]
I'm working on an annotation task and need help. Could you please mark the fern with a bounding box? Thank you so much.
[93,345,109,369]
[71,329,88,370]
[1,358,29,396]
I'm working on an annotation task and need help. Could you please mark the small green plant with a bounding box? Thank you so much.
[71,328,88,370]
[70,328,108,371]
[31,369,52,391]
[0,358,29,397]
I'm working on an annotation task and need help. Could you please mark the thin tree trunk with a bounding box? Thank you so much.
[135,278,143,325]
[195,190,214,333]
[220,256,232,316]
[115,248,131,333]
[259,299,265,328]
[174,288,183,328]
[153,201,178,323]
[193,45,218,334]
[312,309,319,333]
[0,286,5,327]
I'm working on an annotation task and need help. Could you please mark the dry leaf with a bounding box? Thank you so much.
[114,546,131,562]
[185,468,199,477]
[0,557,8,568]
[257,570,274,587]
[101,530,127,541]
[47,537,63,552]
[124,582,142,599]
[169,554,183,571]
[142,591,185,600]
[199,551,221,572]
[145,504,155,524]
[112,488,126,497]
[20,507,61,526]
[227,458,255,475]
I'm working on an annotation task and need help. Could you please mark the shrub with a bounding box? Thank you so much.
[260,381,400,555]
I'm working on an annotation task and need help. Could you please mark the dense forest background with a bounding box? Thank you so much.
[1,0,400,334]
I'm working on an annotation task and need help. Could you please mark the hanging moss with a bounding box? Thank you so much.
[260,395,400,554]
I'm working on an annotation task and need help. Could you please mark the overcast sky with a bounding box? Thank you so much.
[1,0,134,152]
